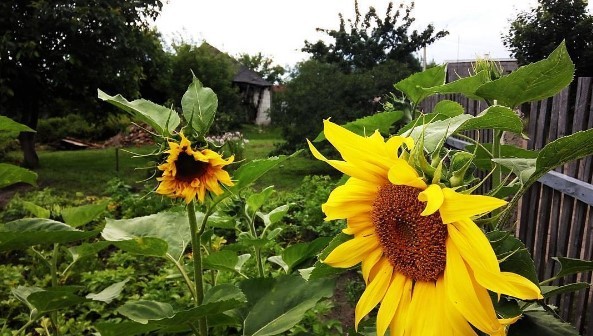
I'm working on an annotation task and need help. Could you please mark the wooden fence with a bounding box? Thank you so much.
[420,77,593,335]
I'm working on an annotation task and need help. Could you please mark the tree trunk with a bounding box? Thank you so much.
[19,131,39,168]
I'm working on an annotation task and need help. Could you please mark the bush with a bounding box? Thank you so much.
[104,178,172,219]
[36,113,130,145]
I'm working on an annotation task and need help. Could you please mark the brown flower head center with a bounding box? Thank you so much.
[372,184,447,282]
[175,151,209,182]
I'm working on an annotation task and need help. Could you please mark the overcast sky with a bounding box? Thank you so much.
[155,0,545,68]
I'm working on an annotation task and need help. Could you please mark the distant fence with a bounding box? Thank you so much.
[420,77,593,335]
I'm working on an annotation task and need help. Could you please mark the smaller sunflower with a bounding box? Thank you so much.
[156,132,234,203]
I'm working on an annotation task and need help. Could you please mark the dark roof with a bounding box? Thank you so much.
[233,65,272,87]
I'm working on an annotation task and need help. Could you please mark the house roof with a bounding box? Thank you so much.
[233,65,272,87]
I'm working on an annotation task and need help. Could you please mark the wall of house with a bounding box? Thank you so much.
[254,88,271,125]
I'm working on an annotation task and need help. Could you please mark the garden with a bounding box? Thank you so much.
[3,1,593,336]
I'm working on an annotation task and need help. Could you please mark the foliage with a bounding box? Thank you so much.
[236,52,286,85]
[271,59,417,152]
[0,116,37,188]
[104,178,172,219]
[503,0,593,76]
[302,0,448,72]
[36,114,130,144]
[0,0,165,167]
[167,42,245,133]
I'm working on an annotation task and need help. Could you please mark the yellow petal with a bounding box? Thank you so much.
[390,277,413,336]
[449,220,543,300]
[387,158,427,189]
[361,250,383,284]
[407,281,438,335]
[439,188,507,224]
[376,272,406,336]
[418,184,444,216]
[323,203,373,221]
[307,139,386,184]
[323,233,379,268]
[438,276,478,336]
[355,259,393,329]
[444,239,502,335]
[385,136,414,156]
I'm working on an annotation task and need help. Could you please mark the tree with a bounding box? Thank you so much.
[236,53,286,84]
[302,1,448,72]
[503,0,593,76]
[167,42,244,133]
[0,0,164,168]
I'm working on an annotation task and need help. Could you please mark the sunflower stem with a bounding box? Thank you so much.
[248,216,265,277]
[50,243,61,336]
[187,201,208,336]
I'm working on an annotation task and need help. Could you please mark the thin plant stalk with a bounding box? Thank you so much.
[50,243,60,336]
[166,253,197,301]
[248,217,265,277]
[187,201,209,336]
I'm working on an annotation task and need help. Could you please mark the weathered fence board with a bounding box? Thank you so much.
[422,76,593,335]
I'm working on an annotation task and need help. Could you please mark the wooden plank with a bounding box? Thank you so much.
[569,78,591,175]
[572,203,591,333]
[527,100,540,150]
[534,98,551,150]
[533,185,553,277]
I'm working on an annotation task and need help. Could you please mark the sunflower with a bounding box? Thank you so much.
[156,132,234,203]
[308,120,542,336]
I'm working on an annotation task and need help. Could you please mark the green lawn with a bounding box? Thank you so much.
[8,125,336,196]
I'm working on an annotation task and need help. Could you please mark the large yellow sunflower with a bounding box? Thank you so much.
[308,120,542,336]
[157,132,234,203]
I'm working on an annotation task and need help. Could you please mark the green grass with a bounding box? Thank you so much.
[34,146,155,195]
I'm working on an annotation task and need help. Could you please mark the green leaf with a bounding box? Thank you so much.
[28,289,89,313]
[401,114,472,151]
[112,237,168,257]
[487,231,539,285]
[475,42,575,108]
[206,213,237,229]
[307,233,352,281]
[102,211,190,259]
[0,218,97,251]
[491,295,522,319]
[216,152,300,203]
[432,100,464,116]
[280,237,332,273]
[527,128,593,186]
[242,275,334,336]
[0,115,35,133]
[541,283,590,299]
[551,257,593,279]
[314,111,404,142]
[508,311,579,336]
[0,163,37,189]
[394,64,447,105]
[466,143,539,171]
[68,241,111,263]
[257,204,290,227]
[98,89,180,136]
[181,75,218,137]
[86,278,129,303]
[94,321,158,336]
[61,202,108,228]
[203,250,250,274]
[246,186,275,217]
[21,201,50,219]
[12,285,44,313]
[456,106,523,134]
[429,70,491,101]
[117,300,175,324]
[267,256,289,273]
[492,158,537,185]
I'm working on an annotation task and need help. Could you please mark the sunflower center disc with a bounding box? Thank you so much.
[175,152,209,182]
[372,184,447,282]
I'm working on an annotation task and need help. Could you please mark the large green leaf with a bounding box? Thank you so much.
[432,100,464,116]
[551,257,593,279]
[541,283,590,299]
[256,204,290,228]
[492,158,537,185]
[527,128,593,185]
[466,143,539,171]
[0,115,35,133]
[0,163,37,189]
[61,202,108,228]
[215,152,300,204]
[508,311,579,336]
[475,42,574,108]
[394,65,447,105]
[242,275,334,336]
[181,75,218,137]
[271,237,331,274]
[117,300,176,324]
[94,321,159,336]
[246,186,275,217]
[102,211,190,259]
[98,89,180,136]
[306,233,352,281]
[0,218,97,251]
[68,241,111,263]
[429,69,491,101]
[28,288,89,313]
[487,231,539,285]
[203,250,251,275]
[86,278,129,303]
[111,237,169,257]
[21,201,50,218]
[313,111,404,142]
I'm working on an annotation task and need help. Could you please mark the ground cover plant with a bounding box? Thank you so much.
[1,42,593,336]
